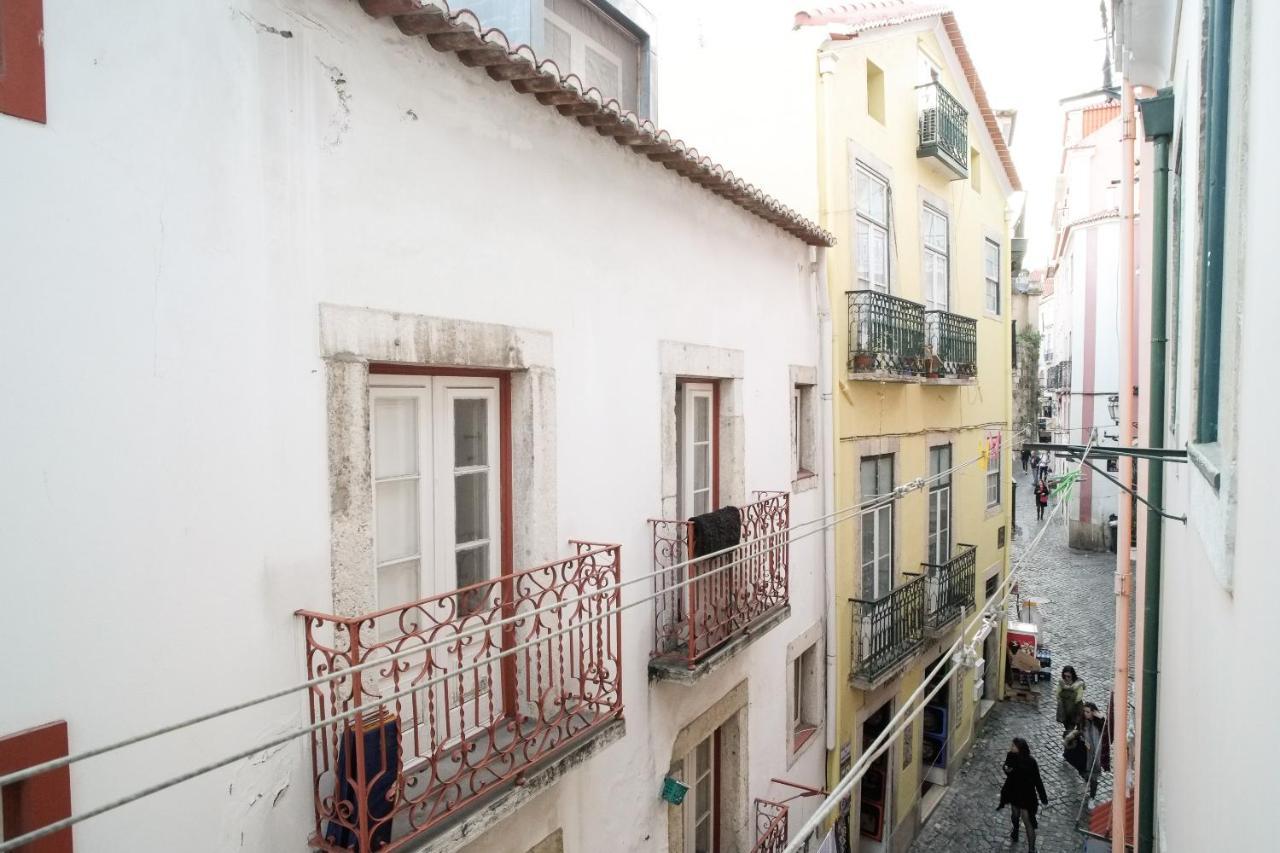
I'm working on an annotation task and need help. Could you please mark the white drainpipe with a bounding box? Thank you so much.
[815,245,838,751]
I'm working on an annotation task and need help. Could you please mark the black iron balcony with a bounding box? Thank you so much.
[848,290,926,378]
[921,544,976,634]
[1047,359,1072,390]
[917,81,969,180]
[849,574,926,687]
[924,310,977,379]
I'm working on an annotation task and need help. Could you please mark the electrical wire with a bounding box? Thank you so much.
[0,453,982,799]
[782,437,1097,853]
[0,453,993,852]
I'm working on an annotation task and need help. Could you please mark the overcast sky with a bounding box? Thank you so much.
[943,0,1107,267]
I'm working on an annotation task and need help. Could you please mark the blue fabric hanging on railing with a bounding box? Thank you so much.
[325,713,401,851]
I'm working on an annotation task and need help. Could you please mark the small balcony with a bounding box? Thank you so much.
[921,544,977,635]
[650,491,791,681]
[924,310,978,381]
[751,799,790,853]
[299,542,623,852]
[849,574,927,689]
[917,81,970,180]
[1047,359,1072,390]
[847,290,926,380]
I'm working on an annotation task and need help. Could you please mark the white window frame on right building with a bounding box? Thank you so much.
[984,238,1001,315]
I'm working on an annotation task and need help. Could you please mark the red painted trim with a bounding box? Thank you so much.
[0,720,73,852]
[497,372,517,713]
[0,0,46,124]
[711,382,721,511]
[368,363,509,379]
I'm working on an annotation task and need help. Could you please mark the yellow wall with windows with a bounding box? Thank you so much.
[818,23,1014,844]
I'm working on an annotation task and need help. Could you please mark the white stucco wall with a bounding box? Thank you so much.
[0,1,827,850]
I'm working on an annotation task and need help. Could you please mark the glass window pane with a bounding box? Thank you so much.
[545,19,571,70]
[694,818,711,853]
[455,545,490,615]
[877,506,893,560]
[454,398,488,468]
[585,45,620,100]
[376,479,419,562]
[878,457,892,490]
[378,559,419,610]
[696,736,710,769]
[860,459,877,498]
[454,470,489,543]
[694,395,710,442]
[856,221,870,283]
[374,397,418,479]
[694,489,710,517]
[861,512,875,568]
[694,443,710,491]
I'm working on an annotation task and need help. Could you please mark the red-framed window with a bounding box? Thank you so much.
[0,720,73,851]
[0,0,46,124]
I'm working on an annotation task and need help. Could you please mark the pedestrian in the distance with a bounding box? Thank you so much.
[1038,452,1051,483]
[1021,446,1032,473]
[1055,666,1086,735]
[1034,478,1049,521]
[998,737,1049,852]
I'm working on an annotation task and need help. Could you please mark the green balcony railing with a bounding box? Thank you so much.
[848,290,926,377]
[921,544,976,632]
[850,574,926,685]
[925,309,977,377]
[917,81,969,178]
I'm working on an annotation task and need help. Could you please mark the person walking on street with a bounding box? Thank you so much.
[998,737,1049,852]
[1021,445,1031,473]
[1034,478,1049,521]
[1055,666,1086,735]
[1079,702,1110,801]
[1038,452,1051,483]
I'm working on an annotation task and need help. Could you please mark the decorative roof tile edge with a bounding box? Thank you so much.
[358,0,835,247]
[793,4,1022,193]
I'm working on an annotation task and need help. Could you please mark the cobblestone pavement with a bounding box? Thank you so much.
[906,467,1133,853]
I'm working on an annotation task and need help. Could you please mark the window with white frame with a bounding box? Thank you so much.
[985,432,1002,507]
[922,205,949,311]
[860,455,894,599]
[791,383,816,481]
[370,374,502,615]
[855,165,890,292]
[684,730,720,853]
[984,238,1001,314]
[677,381,717,519]
[928,445,952,565]
[540,0,641,112]
[790,643,821,754]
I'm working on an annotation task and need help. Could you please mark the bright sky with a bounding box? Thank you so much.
[944,0,1107,267]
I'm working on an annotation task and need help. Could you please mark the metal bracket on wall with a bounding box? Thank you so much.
[1024,442,1188,524]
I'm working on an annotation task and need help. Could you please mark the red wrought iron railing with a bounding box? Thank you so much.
[650,491,790,669]
[751,798,790,853]
[298,542,623,852]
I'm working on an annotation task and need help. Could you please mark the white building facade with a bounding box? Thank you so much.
[0,2,834,851]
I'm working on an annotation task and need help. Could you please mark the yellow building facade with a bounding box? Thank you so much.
[808,10,1019,851]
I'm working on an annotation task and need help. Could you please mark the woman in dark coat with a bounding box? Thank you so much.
[998,737,1049,852]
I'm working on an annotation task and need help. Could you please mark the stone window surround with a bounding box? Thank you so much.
[660,341,746,520]
[790,364,819,493]
[320,303,557,617]
[665,680,750,853]
[786,620,825,767]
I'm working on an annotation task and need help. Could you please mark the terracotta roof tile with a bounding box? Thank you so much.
[794,3,1022,192]
[358,0,834,247]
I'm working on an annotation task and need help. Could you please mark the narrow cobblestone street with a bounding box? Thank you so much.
[908,468,1133,853]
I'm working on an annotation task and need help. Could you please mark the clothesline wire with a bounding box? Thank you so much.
[0,450,1000,852]
[782,436,1097,853]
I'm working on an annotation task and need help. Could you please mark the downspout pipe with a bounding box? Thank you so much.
[1136,87,1175,853]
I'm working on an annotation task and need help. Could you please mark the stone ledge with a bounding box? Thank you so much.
[649,605,791,684]
[401,717,626,853]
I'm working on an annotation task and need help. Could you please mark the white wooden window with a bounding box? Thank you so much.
[860,455,894,599]
[791,387,801,479]
[791,644,820,752]
[928,445,952,565]
[685,732,719,853]
[677,382,717,519]
[543,5,623,104]
[922,205,949,311]
[986,432,1002,507]
[984,238,1001,314]
[791,383,815,481]
[370,375,502,614]
[855,165,890,292]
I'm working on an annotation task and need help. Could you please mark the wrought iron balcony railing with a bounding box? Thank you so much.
[1047,359,1072,390]
[751,799,790,853]
[299,542,623,852]
[917,81,970,179]
[921,543,977,633]
[848,290,926,377]
[650,491,790,670]
[850,574,927,685]
[924,309,978,378]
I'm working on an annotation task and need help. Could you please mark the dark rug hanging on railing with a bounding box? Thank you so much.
[689,505,742,559]
[325,712,401,852]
